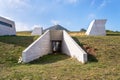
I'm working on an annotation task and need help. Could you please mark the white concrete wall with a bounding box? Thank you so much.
[50,30,63,40]
[86,19,107,36]
[0,16,16,36]
[22,30,51,63]
[62,30,87,63]
[31,27,43,36]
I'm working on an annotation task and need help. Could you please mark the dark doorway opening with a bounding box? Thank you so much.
[52,40,62,53]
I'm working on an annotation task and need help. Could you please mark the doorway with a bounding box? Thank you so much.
[52,40,62,53]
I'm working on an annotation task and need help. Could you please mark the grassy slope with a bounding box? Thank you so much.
[0,32,120,80]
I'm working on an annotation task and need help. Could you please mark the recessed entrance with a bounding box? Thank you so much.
[52,40,62,53]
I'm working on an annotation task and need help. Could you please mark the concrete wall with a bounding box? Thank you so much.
[62,30,87,63]
[50,30,63,40]
[22,30,87,63]
[86,19,107,36]
[0,16,16,36]
[31,27,43,36]
[22,30,51,63]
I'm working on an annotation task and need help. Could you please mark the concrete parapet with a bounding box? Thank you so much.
[22,30,51,63]
[62,30,87,63]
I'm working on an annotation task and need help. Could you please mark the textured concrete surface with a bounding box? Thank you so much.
[0,16,16,36]
[86,19,107,36]
[50,30,63,40]
[62,30,87,63]
[31,27,43,35]
[22,30,87,63]
[22,30,51,63]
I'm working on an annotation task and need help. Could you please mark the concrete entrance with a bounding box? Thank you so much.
[22,30,87,63]
[52,40,62,53]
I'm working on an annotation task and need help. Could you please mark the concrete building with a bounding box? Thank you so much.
[86,19,107,36]
[0,16,16,36]
[31,27,43,36]
[22,30,87,64]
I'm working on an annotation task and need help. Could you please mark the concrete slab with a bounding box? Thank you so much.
[86,19,107,36]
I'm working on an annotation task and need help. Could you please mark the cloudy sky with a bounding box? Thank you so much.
[0,0,120,31]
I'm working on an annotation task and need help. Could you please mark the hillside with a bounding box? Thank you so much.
[0,31,120,80]
[44,24,69,31]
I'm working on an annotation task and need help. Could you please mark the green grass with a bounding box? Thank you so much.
[107,31,120,36]
[0,31,120,80]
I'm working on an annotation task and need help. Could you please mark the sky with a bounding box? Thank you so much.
[0,0,120,31]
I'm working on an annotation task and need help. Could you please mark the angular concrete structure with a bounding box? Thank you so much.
[0,16,16,36]
[31,27,43,36]
[62,31,87,63]
[22,30,87,64]
[86,19,107,36]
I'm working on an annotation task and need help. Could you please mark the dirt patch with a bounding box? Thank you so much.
[83,45,98,56]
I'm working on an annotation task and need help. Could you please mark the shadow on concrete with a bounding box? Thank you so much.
[0,36,35,47]
[29,53,69,64]
[72,37,98,63]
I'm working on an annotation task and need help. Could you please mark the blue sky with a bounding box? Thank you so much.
[0,0,120,31]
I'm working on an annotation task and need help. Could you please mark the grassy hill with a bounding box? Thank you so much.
[0,31,120,80]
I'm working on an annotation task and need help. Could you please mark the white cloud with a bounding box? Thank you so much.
[16,23,43,31]
[99,0,106,9]
[88,13,96,20]
[67,0,79,4]
[0,0,30,9]
[56,0,79,4]
[98,0,110,9]
[51,20,60,25]
[31,25,43,30]
[90,0,110,9]
[15,22,31,31]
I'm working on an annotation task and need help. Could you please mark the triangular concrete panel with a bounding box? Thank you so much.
[22,30,87,64]
[31,27,43,36]
[86,19,107,36]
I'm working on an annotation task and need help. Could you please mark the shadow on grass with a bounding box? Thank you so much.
[107,33,120,36]
[72,37,98,63]
[0,36,34,47]
[29,53,70,64]
[72,37,86,46]
[87,54,98,62]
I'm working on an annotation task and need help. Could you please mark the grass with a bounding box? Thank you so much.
[0,31,120,80]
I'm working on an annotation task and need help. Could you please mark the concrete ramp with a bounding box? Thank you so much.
[22,30,87,63]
